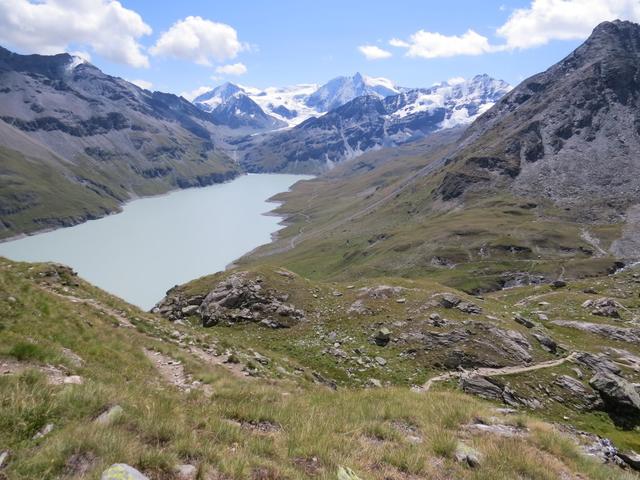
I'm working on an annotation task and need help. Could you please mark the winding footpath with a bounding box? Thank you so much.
[420,352,579,392]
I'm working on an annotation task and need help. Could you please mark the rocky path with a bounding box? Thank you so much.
[188,346,251,379]
[39,286,134,328]
[143,349,213,397]
[420,352,578,392]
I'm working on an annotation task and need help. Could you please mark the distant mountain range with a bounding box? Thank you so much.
[234,75,511,172]
[0,46,511,237]
[192,73,403,129]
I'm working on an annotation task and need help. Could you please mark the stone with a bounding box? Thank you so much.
[440,293,461,308]
[374,328,391,346]
[374,356,387,366]
[33,423,54,440]
[95,405,123,425]
[457,301,482,314]
[574,352,621,375]
[555,375,589,396]
[590,298,622,318]
[514,314,536,328]
[618,451,640,471]
[174,464,198,480]
[532,332,558,353]
[396,297,406,304]
[0,451,9,469]
[101,464,149,480]
[366,378,382,388]
[347,300,372,315]
[181,305,199,316]
[460,376,504,401]
[589,372,640,414]
[551,321,640,344]
[454,443,482,467]
[358,285,404,299]
[63,375,84,385]
[551,280,567,288]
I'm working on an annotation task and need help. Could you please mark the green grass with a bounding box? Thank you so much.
[0,257,635,479]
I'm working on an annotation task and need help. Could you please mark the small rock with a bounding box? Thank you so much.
[552,280,567,288]
[33,423,54,440]
[181,305,199,316]
[454,443,482,468]
[532,332,558,353]
[374,356,387,366]
[101,464,149,480]
[95,405,123,425]
[374,328,391,346]
[366,378,382,388]
[63,375,84,385]
[396,298,406,304]
[174,464,198,480]
[0,451,9,469]
[537,313,549,321]
[514,314,536,328]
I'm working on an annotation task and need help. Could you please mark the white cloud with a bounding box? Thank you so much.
[70,50,92,62]
[393,29,495,58]
[358,45,392,60]
[447,76,466,85]
[150,16,244,66]
[215,62,247,75]
[0,0,151,68]
[497,0,640,49]
[129,79,153,90]
[180,85,212,102]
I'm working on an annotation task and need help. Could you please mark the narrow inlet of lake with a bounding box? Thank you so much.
[0,174,312,309]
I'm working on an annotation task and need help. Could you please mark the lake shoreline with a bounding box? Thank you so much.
[0,174,311,309]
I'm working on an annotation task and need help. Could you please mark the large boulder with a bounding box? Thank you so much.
[589,372,640,423]
[155,272,305,328]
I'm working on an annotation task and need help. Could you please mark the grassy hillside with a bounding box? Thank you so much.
[238,137,624,293]
[1,257,637,479]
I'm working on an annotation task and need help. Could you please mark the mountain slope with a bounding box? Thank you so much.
[435,20,640,222]
[1,258,638,479]
[239,75,511,173]
[0,47,239,239]
[237,22,640,294]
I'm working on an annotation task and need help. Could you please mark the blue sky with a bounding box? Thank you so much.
[1,1,639,97]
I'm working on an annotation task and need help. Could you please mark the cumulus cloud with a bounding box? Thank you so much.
[358,45,392,60]
[129,79,153,90]
[497,0,640,49]
[391,29,495,58]
[215,62,247,75]
[382,0,640,60]
[0,0,151,68]
[180,86,212,102]
[151,16,244,66]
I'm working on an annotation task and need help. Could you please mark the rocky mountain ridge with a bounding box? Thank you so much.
[435,20,640,223]
[0,47,239,239]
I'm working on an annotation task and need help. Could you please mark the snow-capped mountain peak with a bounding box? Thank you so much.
[305,72,398,112]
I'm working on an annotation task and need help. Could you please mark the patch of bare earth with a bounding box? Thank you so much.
[0,358,82,385]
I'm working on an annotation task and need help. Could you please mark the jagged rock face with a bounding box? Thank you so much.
[436,20,640,218]
[155,272,305,329]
